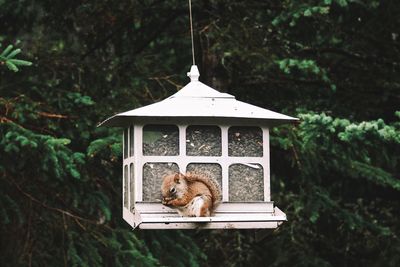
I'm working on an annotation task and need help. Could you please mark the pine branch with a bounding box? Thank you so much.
[6,176,112,231]
[37,111,70,119]
[0,43,32,72]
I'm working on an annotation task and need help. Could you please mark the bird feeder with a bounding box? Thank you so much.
[99,65,297,229]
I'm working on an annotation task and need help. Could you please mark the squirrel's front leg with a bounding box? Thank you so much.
[167,197,188,207]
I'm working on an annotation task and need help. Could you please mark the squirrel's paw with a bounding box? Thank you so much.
[162,197,173,205]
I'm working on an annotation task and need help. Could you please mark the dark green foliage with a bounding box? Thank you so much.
[0,43,32,72]
[262,113,399,266]
[1,0,399,266]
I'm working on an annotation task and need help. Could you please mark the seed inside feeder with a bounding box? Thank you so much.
[228,126,263,157]
[143,162,179,202]
[186,125,221,156]
[229,164,264,202]
[143,125,179,156]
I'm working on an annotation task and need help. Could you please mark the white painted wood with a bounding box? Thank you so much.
[123,207,135,226]
[123,207,143,229]
[130,206,286,229]
[263,127,271,201]
[178,125,186,172]
[129,163,135,211]
[136,202,274,213]
[140,214,286,223]
[121,132,125,208]
[178,125,186,157]
[138,221,281,230]
[122,133,125,210]
[217,202,274,213]
[129,125,134,157]
[187,65,200,82]
[124,122,286,229]
[99,69,298,128]
[220,126,229,201]
[139,213,267,218]
[123,157,134,165]
[106,66,295,230]
[124,207,286,229]
[134,125,143,201]
[122,167,126,208]
[140,156,264,164]
[126,127,131,210]
[127,163,131,212]
[274,206,286,218]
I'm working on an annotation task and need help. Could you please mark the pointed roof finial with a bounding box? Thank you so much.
[187,65,200,81]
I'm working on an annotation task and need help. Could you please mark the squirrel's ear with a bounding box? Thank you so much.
[174,173,180,183]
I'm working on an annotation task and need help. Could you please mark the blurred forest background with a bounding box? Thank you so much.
[1,0,399,266]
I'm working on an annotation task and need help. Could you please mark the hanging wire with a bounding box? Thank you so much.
[188,0,195,65]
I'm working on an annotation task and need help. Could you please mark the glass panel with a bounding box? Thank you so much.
[123,128,128,159]
[130,163,134,209]
[143,162,179,202]
[129,125,134,157]
[186,163,222,189]
[228,126,263,157]
[124,165,128,208]
[186,126,221,156]
[143,125,179,156]
[229,164,264,201]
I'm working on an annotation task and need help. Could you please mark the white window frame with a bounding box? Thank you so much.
[122,123,283,229]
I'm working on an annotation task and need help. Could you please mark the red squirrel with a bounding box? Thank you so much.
[161,172,221,217]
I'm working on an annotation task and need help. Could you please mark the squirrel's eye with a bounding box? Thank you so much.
[170,187,176,194]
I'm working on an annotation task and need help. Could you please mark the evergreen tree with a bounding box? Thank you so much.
[0,0,399,266]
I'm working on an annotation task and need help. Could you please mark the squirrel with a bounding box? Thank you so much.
[161,172,221,217]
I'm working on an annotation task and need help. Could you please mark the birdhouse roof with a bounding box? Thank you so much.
[99,66,298,127]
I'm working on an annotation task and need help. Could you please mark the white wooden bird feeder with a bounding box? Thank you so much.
[99,65,297,229]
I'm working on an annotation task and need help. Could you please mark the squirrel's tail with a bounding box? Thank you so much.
[184,172,222,207]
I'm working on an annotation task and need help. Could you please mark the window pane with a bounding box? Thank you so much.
[123,128,128,159]
[228,126,263,157]
[130,163,134,209]
[129,125,134,156]
[229,164,264,201]
[186,126,221,156]
[143,162,179,202]
[143,125,179,156]
[186,163,222,189]
[124,165,128,208]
